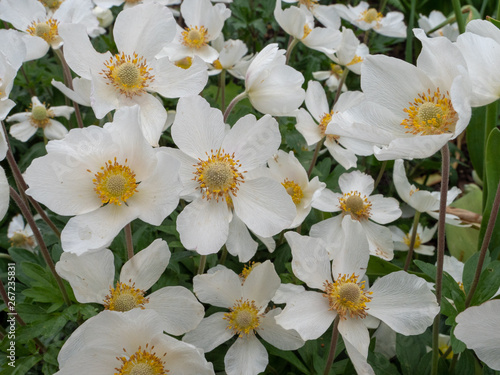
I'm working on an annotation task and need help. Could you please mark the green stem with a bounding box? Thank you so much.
[197,255,207,275]
[465,180,500,307]
[431,144,450,375]
[285,37,299,65]
[223,92,247,123]
[373,161,387,190]
[307,139,324,178]
[220,69,226,113]
[496,0,500,18]
[125,223,134,260]
[9,187,71,306]
[404,211,421,271]
[323,316,340,375]
[452,0,466,34]
[405,0,417,63]
[482,102,498,210]
[219,246,228,265]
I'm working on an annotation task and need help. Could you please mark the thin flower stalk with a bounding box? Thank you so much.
[373,160,387,190]
[452,0,466,34]
[404,210,421,271]
[323,316,340,375]
[223,92,248,122]
[125,223,134,260]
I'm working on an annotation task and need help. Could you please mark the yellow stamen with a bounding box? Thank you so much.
[103,281,149,312]
[193,149,245,202]
[182,26,208,49]
[240,262,260,282]
[38,0,62,10]
[10,232,35,248]
[175,57,193,69]
[282,179,304,205]
[91,157,138,206]
[330,63,344,77]
[115,344,168,375]
[101,52,154,98]
[298,0,318,10]
[338,191,372,221]
[360,8,383,24]
[347,55,363,66]
[403,232,421,248]
[27,19,59,43]
[29,104,54,129]
[302,24,312,39]
[224,298,261,337]
[318,110,340,143]
[323,273,372,319]
[401,88,457,135]
[212,59,223,70]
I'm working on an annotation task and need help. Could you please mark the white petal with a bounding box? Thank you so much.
[369,195,401,224]
[225,335,268,375]
[338,317,370,362]
[343,337,376,375]
[309,215,343,259]
[44,120,68,140]
[311,188,342,212]
[258,308,304,350]
[226,214,258,262]
[295,108,322,146]
[360,220,395,260]
[193,267,241,308]
[305,80,329,121]
[183,312,234,352]
[339,170,374,196]
[9,121,37,142]
[242,260,280,308]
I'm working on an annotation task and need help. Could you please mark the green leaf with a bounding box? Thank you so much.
[8,248,41,266]
[455,349,478,375]
[471,260,500,306]
[462,250,491,295]
[396,334,427,375]
[367,351,400,375]
[265,343,309,374]
[0,355,42,375]
[466,106,487,180]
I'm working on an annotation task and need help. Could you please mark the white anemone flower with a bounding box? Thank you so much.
[208,35,252,79]
[51,77,91,107]
[329,29,471,160]
[312,63,348,93]
[7,96,72,142]
[327,27,369,75]
[24,105,182,254]
[311,170,402,260]
[183,261,304,375]
[333,1,406,38]
[94,0,179,9]
[0,0,103,61]
[454,300,500,371]
[8,214,37,251]
[418,11,458,42]
[390,223,437,256]
[456,20,500,107]
[91,6,113,28]
[56,309,214,375]
[169,95,296,256]
[274,0,341,55]
[296,80,370,170]
[268,150,326,228]
[393,159,464,226]
[157,0,231,63]
[282,0,341,29]
[243,43,305,116]
[59,2,208,146]
[56,239,204,335]
[0,30,26,111]
[276,222,439,375]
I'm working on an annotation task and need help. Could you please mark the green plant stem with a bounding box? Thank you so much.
[452,0,466,34]
[197,255,207,275]
[307,139,324,177]
[482,102,498,210]
[373,161,387,190]
[9,187,71,306]
[497,0,500,18]
[465,180,500,307]
[431,144,450,375]
[404,211,421,271]
[223,92,247,122]
[220,69,226,113]
[125,223,134,260]
[405,0,417,63]
[20,66,36,97]
[285,37,299,65]
[219,246,228,265]
[323,316,340,375]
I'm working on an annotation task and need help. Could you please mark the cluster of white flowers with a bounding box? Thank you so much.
[1,0,499,374]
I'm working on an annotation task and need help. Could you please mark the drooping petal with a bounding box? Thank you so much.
[338,317,370,366]
[226,214,258,262]
[225,335,268,375]
[258,308,304,350]
[183,312,234,352]
[193,267,241,308]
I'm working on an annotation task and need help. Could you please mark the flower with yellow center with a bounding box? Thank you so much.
[184,261,304,375]
[91,158,138,206]
[182,26,208,49]
[56,309,214,375]
[38,0,62,11]
[7,214,37,252]
[103,281,149,312]
[359,8,383,25]
[311,170,401,260]
[277,228,439,374]
[27,19,60,44]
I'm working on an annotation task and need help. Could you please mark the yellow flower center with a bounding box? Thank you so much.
[360,8,383,24]
[194,150,245,202]
[338,191,372,221]
[10,232,35,248]
[175,57,193,69]
[298,0,318,10]
[38,0,62,10]
[282,179,303,205]
[212,59,223,70]
[240,262,260,282]
[91,157,138,206]
[347,55,363,66]
[115,344,167,375]
[401,88,457,135]
[224,298,261,337]
[103,281,149,312]
[29,105,53,128]
[182,26,208,49]
[318,111,340,143]
[27,19,59,43]
[330,63,344,77]
[302,24,312,39]
[101,52,154,98]
[323,273,372,319]
[403,232,421,248]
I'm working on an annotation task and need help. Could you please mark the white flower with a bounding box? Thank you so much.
[94,0,179,10]
[268,150,326,228]
[311,170,401,260]
[209,36,252,80]
[312,63,348,92]
[91,6,113,28]
[0,30,26,107]
[169,95,296,257]
[7,96,72,142]
[274,0,341,55]
[390,223,437,256]
[51,77,91,107]
[244,43,305,116]
[393,159,464,226]
[158,0,231,63]
[326,27,369,75]
[418,11,458,42]
[282,0,341,29]
[456,19,500,107]
[56,309,214,375]
[0,0,102,61]
[8,214,37,251]
[59,2,208,145]
[183,261,304,375]
[296,80,370,170]
[56,239,204,335]
[333,1,406,38]
[454,300,500,371]
[24,105,182,254]
[276,223,439,375]
[329,29,471,160]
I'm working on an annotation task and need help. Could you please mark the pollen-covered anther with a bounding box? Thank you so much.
[224,298,261,337]
[27,19,59,43]
[176,57,193,70]
[91,157,139,206]
[182,26,208,49]
[302,24,312,39]
[282,179,304,205]
[323,273,372,319]
[401,88,458,135]
[360,8,383,24]
[403,233,421,248]
[194,149,245,202]
[318,110,340,143]
[115,344,168,375]
[101,52,154,98]
[29,105,53,128]
[299,0,318,10]
[103,281,149,312]
[39,0,62,10]
[239,262,260,282]
[10,232,35,248]
[338,191,372,220]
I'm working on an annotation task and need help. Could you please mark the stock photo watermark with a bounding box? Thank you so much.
[6,262,16,368]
